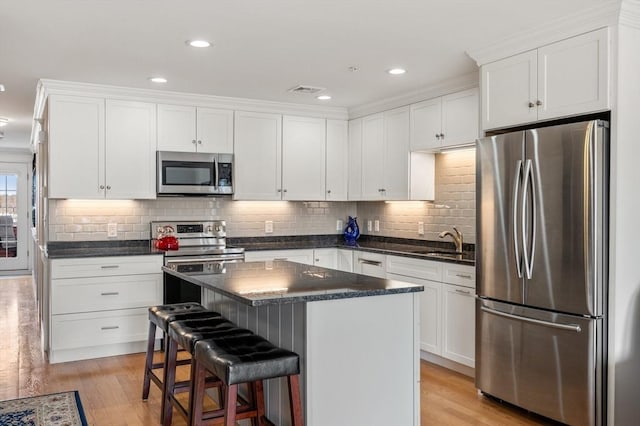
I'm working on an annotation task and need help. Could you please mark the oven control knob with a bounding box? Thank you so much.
[169,264,176,270]
[206,263,212,270]
[207,225,213,233]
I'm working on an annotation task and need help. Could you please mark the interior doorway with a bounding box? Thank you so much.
[0,163,29,271]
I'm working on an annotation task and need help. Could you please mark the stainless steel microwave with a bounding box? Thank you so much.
[157,151,233,196]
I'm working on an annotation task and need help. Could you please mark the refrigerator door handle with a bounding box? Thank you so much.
[480,306,582,332]
[522,159,536,279]
[512,160,523,279]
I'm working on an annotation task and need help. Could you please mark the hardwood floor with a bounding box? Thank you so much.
[0,275,553,425]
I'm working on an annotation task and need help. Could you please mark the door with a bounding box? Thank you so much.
[383,106,410,200]
[442,283,475,367]
[524,121,606,316]
[361,114,384,199]
[410,97,441,151]
[325,119,348,200]
[441,88,479,147]
[0,163,28,270]
[282,115,326,200]
[347,119,363,200]
[196,108,234,153]
[476,131,525,304]
[476,298,601,426]
[157,104,197,152]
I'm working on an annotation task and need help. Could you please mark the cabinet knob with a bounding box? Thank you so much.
[283,189,287,193]
[192,139,197,144]
[99,185,105,190]
[327,190,331,194]
[536,100,543,106]
[435,133,440,140]
[197,140,202,144]
[439,133,444,139]
[528,102,535,108]
[106,185,111,190]
[277,189,282,193]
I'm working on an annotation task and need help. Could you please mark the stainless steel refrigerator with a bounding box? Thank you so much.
[476,120,608,426]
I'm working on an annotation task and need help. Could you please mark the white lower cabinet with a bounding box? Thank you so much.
[244,249,315,265]
[353,251,386,278]
[245,248,353,272]
[387,254,476,368]
[313,248,338,269]
[49,255,163,363]
[336,249,354,272]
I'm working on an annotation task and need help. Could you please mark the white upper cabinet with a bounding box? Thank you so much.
[347,118,363,201]
[325,119,348,201]
[233,111,282,200]
[411,88,479,151]
[48,95,156,199]
[361,113,385,200]
[282,115,326,200]
[105,100,157,199]
[382,106,410,200]
[482,28,609,130]
[157,104,233,153]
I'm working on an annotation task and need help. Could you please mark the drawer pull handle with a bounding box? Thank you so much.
[101,265,120,269]
[273,258,288,261]
[100,292,119,296]
[455,273,472,279]
[101,326,120,330]
[359,259,382,266]
[455,289,472,295]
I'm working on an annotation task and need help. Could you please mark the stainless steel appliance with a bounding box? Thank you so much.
[476,120,608,426]
[157,151,234,196]
[152,220,244,304]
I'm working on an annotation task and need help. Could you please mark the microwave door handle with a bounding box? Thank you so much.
[213,156,219,190]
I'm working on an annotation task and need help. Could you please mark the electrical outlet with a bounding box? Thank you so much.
[265,220,273,233]
[107,223,118,238]
[367,220,372,232]
[336,219,343,231]
[374,220,380,232]
[418,222,424,235]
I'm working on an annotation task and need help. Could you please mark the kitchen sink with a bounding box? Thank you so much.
[407,248,460,255]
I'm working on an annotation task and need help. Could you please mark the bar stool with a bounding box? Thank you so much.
[163,317,254,425]
[192,333,304,426]
[142,303,221,419]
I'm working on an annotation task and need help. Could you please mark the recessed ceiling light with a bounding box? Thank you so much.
[187,40,211,48]
[317,95,332,101]
[149,77,168,83]
[0,84,5,92]
[0,118,9,127]
[387,68,407,75]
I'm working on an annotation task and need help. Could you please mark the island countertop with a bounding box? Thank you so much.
[163,260,423,306]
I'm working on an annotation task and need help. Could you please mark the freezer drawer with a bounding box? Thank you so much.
[476,299,604,426]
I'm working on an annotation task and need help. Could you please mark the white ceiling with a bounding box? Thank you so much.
[0,0,610,148]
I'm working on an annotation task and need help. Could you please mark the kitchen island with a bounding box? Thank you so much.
[163,260,423,426]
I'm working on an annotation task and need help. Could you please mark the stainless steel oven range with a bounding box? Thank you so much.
[151,220,244,304]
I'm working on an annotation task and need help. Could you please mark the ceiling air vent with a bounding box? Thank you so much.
[288,85,325,95]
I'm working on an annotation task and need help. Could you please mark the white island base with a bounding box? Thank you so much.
[202,289,420,426]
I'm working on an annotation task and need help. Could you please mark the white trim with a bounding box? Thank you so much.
[466,1,621,66]
[348,72,479,119]
[620,0,640,29]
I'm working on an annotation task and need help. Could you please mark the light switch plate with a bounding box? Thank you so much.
[367,220,372,232]
[418,222,424,235]
[374,220,380,232]
[107,223,118,238]
[265,220,273,233]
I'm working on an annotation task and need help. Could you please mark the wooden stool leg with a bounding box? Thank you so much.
[142,321,157,400]
[189,361,206,426]
[224,384,238,426]
[253,380,266,426]
[288,375,304,426]
[162,336,178,426]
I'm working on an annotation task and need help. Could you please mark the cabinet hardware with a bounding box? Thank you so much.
[197,140,202,144]
[100,292,119,296]
[192,139,197,144]
[435,133,440,140]
[439,133,445,139]
[327,190,331,194]
[315,258,320,262]
[283,189,287,193]
[277,189,282,193]
[273,257,288,261]
[455,273,472,279]
[528,102,535,108]
[536,100,543,106]
[106,185,111,190]
[100,265,120,269]
[455,289,471,295]
[101,326,120,330]
[99,185,105,189]
[358,259,382,266]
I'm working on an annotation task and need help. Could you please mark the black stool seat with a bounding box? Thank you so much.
[194,334,300,385]
[168,317,253,353]
[149,302,220,331]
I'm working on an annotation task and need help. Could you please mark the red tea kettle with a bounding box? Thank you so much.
[155,225,179,250]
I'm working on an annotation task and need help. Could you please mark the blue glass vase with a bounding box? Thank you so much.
[343,216,360,245]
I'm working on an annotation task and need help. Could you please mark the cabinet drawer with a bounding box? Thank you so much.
[51,308,149,350]
[353,251,386,278]
[50,255,163,279]
[442,264,476,288]
[386,255,443,282]
[51,274,162,314]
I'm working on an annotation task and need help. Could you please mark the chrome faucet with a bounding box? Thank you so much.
[438,227,463,253]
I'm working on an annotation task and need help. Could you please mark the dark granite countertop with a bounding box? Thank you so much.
[46,240,164,259]
[163,260,423,306]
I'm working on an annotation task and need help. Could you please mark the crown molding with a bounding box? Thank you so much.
[35,79,349,120]
[467,1,621,66]
[347,71,479,119]
[620,0,640,29]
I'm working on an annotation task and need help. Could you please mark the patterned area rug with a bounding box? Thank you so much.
[0,391,87,426]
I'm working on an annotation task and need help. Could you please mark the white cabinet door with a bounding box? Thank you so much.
[537,28,609,120]
[282,115,326,201]
[347,118,363,200]
[245,249,315,265]
[361,114,385,200]
[441,88,479,148]
[326,119,348,201]
[196,108,234,153]
[157,104,197,152]
[233,111,282,200]
[336,249,353,272]
[383,106,410,200]
[410,97,441,151]
[481,50,537,130]
[313,248,338,270]
[442,283,475,367]
[105,100,156,199]
[48,95,105,199]
[353,251,386,278]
